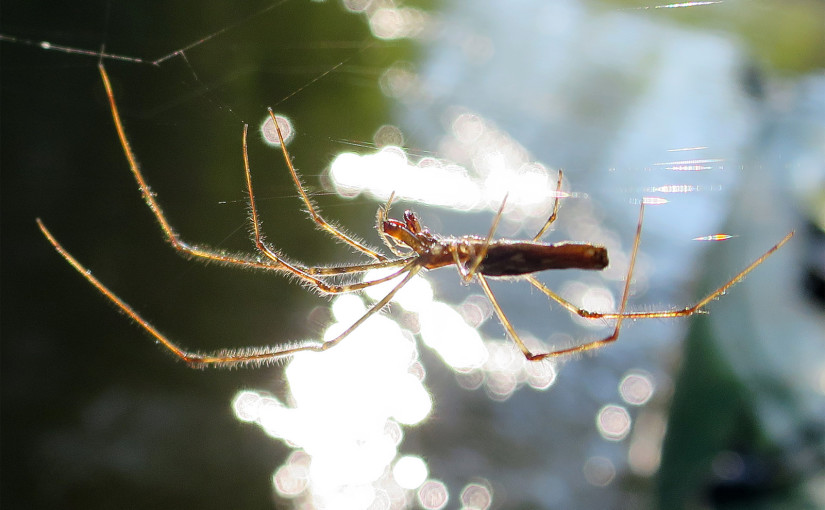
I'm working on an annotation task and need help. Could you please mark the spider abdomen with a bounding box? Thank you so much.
[479,241,609,277]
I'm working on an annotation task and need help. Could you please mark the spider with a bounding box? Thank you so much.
[37,64,794,368]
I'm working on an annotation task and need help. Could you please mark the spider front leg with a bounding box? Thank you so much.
[97,64,298,274]
[37,64,430,369]
[375,192,410,258]
[242,125,416,293]
[265,109,386,261]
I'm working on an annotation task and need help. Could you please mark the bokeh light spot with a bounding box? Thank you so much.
[417,479,449,509]
[460,482,492,510]
[419,302,488,370]
[260,114,293,146]
[374,124,404,148]
[596,404,631,441]
[583,456,616,487]
[272,463,308,497]
[393,455,428,489]
[619,371,654,405]
[232,390,261,422]
[525,360,557,390]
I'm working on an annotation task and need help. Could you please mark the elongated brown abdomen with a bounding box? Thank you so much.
[478,241,608,277]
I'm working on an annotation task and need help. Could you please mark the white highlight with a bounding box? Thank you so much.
[393,455,428,489]
[232,291,433,508]
[329,110,567,220]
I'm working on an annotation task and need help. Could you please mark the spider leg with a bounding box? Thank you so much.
[533,169,564,241]
[286,265,422,357]
[243,124,416,292]
[526,229,794,321]
[462,170,563,281]
[300,257,415,277]
[461,195,509,282]
[476,273,534,359]
[37,218,422,368]
[479,204,643,360]
[98,64,297,273]
[376,192,408,257]
[526,204,643,359]
[101,63,407,286]
[266,109,386,261]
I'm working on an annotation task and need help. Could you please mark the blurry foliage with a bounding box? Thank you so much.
[606,0,825,74]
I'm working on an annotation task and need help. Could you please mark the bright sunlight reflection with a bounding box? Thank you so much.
[230,249,568,508]
[233,291,432,509]
[231,263,563,507]
[329,110,572,219]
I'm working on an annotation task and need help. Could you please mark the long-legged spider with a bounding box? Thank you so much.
[37,64,794,368]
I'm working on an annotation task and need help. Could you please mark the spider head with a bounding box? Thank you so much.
[382,218,422,252]
[382,211,436,253]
